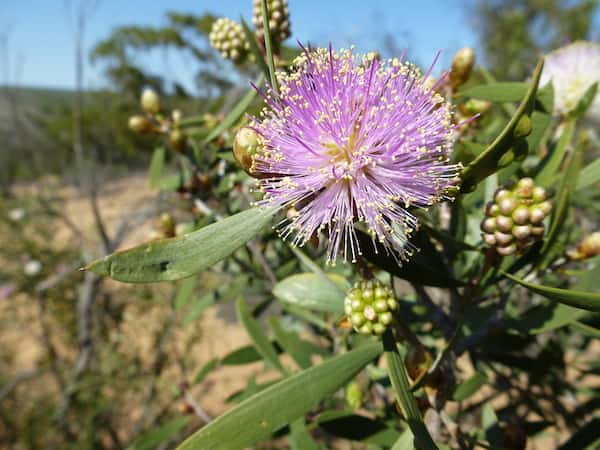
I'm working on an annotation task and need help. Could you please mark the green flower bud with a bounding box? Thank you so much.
[499,197,517,215]
[209,17,250,63]
[233,127,261,174]
[483,233,496,246]
[513,115,532,138]
[141,88,160,114]
[515,177,534,198]
[532,186,547,202]
[345,279,398,336]
[169,128,187,152]
[253,0,291,45]
[481,217,496,233]
[529,207,545,223]
[494,189,511,202]
[345,382,363,409]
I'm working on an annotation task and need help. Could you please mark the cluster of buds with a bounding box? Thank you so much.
[209,18,251,63]
[252,0,291,45]
[344,280,398,336]
[481,178,552,256]
[128,89,187,152]
[567,232,600,260]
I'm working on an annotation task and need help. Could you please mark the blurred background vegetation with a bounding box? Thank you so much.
[0,1,598,449]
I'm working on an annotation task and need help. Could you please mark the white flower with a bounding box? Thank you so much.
[8,208,25,222]
[24,260,42,277]
[540,41,600,121]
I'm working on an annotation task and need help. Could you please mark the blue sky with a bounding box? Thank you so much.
[1,1,596,91]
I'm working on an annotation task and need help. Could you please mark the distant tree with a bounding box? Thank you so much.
[472,0,599,80]
[90,12,237,99]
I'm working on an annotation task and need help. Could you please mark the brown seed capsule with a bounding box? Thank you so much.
[512,206,530,225]
[496,215,513,233]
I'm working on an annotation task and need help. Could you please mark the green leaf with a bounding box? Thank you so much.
[535,118,575,187]
[526,83,554,153]
[86,207,276,283]
[175,342,383,450]
[539,137,584,263]
[193,358,219,385]
[260,0,279,96]
[503,272,600,313]
[452,371,488,401]
[568,81,598,119]
[273,273,349,313]
[269,317,313,369]
[174,276,198,310]
[290,420,320,450]
[460,59,544,192]
[576,158,600,192]
[391,429,414,450]
[221,344,266,366]
[202,74,264,145]
[128,417,190,450]
[460,82,528,103]
[148,147,166,189]
[236,297,286,374]
[383,331,438,450]
[570,321,600,339]
[316,411,401,445]
[182,293,215,326]
[507,302,587,335]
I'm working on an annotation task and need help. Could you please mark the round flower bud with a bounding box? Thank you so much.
[481,217,496,233]
[159,213,176,237]
[450,47,475,89]
[497,244,517,256]
[24,260,42,277]
[169,128,187,152]
[233,127,261,174]
[512,206,530,225]
[483,233,497,246]
[344,279,398,336]
[494,189,511,202]
[515,177,534,198]
[141,88,160,114]
[539,200,552,216]
[209,18,250,63]
[499,197,517,215]
[495,231,514,246]
[513,225,532,240]
[128,115,154,134]
[513,115,532,139]
[530,225,545,237]
[532,186,547,202]
[495,215,513,233]
[579,232,600,258]
[529,207,545,224]
[345,382,363,409]
[253,0,291,45]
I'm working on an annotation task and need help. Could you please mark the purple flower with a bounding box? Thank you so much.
[250,46,460,264]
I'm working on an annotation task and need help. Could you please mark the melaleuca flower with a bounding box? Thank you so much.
[249,46,460,264]
[540,41,600,121]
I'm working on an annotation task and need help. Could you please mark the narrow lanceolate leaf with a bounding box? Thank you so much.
[383,330,438,450]
[273,273,349,313]
[176,342,383,450]
[269,317,313,370]
[240,18,270,79]
[148,147,166,189]
[260,0,279,96]
[174,276,198,310]
[535,118,575,187]
[507,302,587,335]
[129,417,191,450]
[539,137,584,263]
[459,82,528,103]
[452,371,488,401]
[391,429,414,450]
[570,321,600,339]
[236,297,286,374]
[460,59,544,192]
[86,207,276,283]
[202,74,264,145]
[503,272,600,313]
[576,158,600,192]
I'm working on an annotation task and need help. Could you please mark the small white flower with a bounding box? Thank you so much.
[24,260,42,277]
[8,208,25,222]
[540,41,600,121]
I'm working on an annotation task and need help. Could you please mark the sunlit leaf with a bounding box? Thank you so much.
[86,207,276,283]
[452,371,488,401]
[176,342,383,450]
[148,147,166,189]
[273,273,349,313]
[460,82,528,102]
